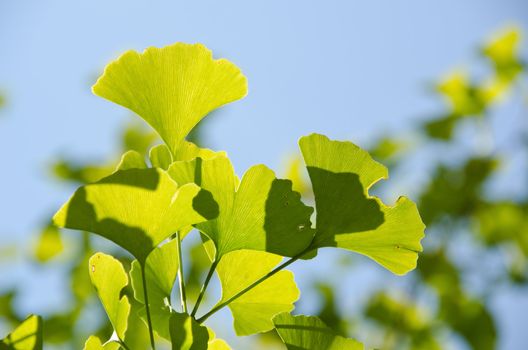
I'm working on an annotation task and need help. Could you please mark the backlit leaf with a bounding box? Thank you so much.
[130,240,179,340]
[53,168,218,263]
[273,313,363,350]
[215,250,299,335]
[299,134,424,275]
[34,225,63,262]
[115,150,147,171]
[169,313,209,350]
[149,144,173,170]
[0,315,43,350]
[93,43,247,156]
[168,156,314,258]
[82,336,119,350]
[88,253,130,340]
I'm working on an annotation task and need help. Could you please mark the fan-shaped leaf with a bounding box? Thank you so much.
[53,168,218,263]
[88,253,130,340]
[92,43,247,156]
[273,313,363,350]
[168,156,314,259]
[299,134,424,275]
[130,240,179,340]
[215,250,299,335]
[169,313,209,350]
[0,315,43,350]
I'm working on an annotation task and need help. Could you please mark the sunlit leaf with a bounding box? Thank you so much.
[34,225,63,262]
[88,253,130,340]
[93,43,247,156]
[273,313,363,350]
[149,144,173,170]
[168,155,314,259]
[53,168,218,263]
[299,134,425,275]
[169,312,209,350]
[436,71,486,116]
[82,336,119,350]
[52,159,114,184]
[482,26,524,82]
[205,329,231,350]
[215,250,299,335]
[0,315,43,350]
[130,240,179,340]
[115,150,147,171]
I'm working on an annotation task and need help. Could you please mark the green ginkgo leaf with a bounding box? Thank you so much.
[299,134,425,275]
[82,336,119,350]
[169,313,210,350]
[0,315,43,350]
[273,313,364,350]
[88,253,130,340]
[53,168,218,263]
[205,329,231,350]
[130,240,179,340]
[149,144,173,170]
[34,224,63,262]
[116,150,147,171]
[214,250,299,336]
[92,43,247,156]
[168,156,314,259]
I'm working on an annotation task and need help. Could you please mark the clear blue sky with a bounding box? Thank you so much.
[1,1,527,349]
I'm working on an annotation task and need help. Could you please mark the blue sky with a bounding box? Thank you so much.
[1,1,527,348]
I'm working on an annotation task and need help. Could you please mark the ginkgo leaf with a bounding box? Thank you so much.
[34,225,63,262]
[93,43,247,156]
[214,250,299,336]
[149,144,173,170]
[116,150,147,171]
[0,315,43,350]
[168,156,314,259]
[169,313,209,350]
[53,168,218,263]
[299,134,425,275]
[205,329,231,350]
[130,240,179,340]
[82,336,119,350]
[88,253,130,340]
[273,313,364,350]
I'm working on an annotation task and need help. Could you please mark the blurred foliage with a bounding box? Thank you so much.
[1,25,527,349]
[280,26,527,350]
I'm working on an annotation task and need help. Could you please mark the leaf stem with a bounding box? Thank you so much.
[196,247,313,324]
[117,340,131,350]
[175,231,188,313]
[191,259,219,317]
[141,264,156,350]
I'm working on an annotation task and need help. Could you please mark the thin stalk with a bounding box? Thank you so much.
[191,259,219,317]
[197,247,313,324]
[175,231,188,313]
[118,340,131,350]
[141,264,156,350]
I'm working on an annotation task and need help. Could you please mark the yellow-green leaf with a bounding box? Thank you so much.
[169,313,209,350]
[82,336,119,350]
[34,225,63,262]
[88,253,130,340]
[93,43,247,156]
[53,168,218,263]
[0,315,43,350]
[130,240,179,340]
[149,144,173,170]
[273,313,364,350]
[168,156,314,259]
[215,250,299,336]
[299,134,425,275]
[115,150,147,171]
